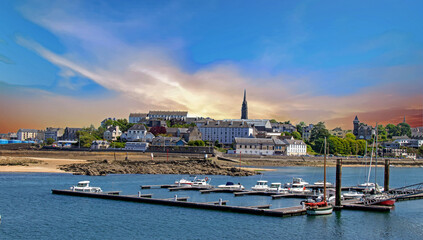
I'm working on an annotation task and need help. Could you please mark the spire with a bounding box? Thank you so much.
[241,89,248,119]
[354,115,359,121]
[403,115,406,123]
[243,89,246,102]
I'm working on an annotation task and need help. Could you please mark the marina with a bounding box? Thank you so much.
[2,166,423,239]
[51,160,423,219]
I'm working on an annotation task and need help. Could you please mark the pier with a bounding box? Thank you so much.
[51,189,307,217]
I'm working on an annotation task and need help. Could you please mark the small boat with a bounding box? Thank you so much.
[191,177,211,187]
[251,180,269,191]
[217,182,244,190]
[362,194,396,206]
[70,181,102,193]
[267,182,288,193]
[175,175,197,186]
[314,181,333,187]
[175,178,194,186]
[286,178,311,193]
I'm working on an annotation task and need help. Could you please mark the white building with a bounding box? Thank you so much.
[198,121,254,145]
[125,142,149,151]
[148,110,188,120]
[17,129,40,141]
[129,113,148,124]
[284,139,307,156]
[103,126,122,141]
[122,124,147,141]
[234,138,275,155]
[394,138,411,147]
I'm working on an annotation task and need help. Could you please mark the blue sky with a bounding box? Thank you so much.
[0,0,422,131]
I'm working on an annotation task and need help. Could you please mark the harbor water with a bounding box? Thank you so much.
[0,167,422,239]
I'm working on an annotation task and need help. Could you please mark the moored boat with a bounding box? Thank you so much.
[191,177,212,187]
[267,182,288,193]
[217,182,244,190]
[286,178,311,193]
[251,180,269,191]
[70,181,102,193]
[306,137,333,216]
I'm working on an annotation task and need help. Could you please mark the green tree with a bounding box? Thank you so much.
[310,122,330,143]
[386,124,399,138]
[46,138,55,145]
[188,140,205,146]
[282,132,292,137]
[397,123,411,137]
[296,122,306,137]
[76,131,97,148]
[269,119,278,123]
[345,132,356,140]
[377,125,388,141]
[291,131,302,140]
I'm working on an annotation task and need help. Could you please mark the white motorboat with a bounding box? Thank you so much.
[70,181,102,193]
[192,177,211,187]
[314,181,333,187]
[175,178,194,186]
[286,178,311,193]
[217,182,245,190]
[251,180,269,191]
[267,182,288,193]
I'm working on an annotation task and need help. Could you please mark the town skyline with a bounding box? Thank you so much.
[1,1,422,133]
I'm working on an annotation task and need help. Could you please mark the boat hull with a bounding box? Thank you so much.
[378,199,396,206]
[306,206,333,215]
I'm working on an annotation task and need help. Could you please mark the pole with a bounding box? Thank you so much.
[384,159,390,192]
[239,151,242,169]
[335,158,342,207]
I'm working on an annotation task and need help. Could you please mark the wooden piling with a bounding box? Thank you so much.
[335,158,342,208]
[384,159,390,192]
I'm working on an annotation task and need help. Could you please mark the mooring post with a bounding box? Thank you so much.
[384,159,390,192]
[335,158,342,207]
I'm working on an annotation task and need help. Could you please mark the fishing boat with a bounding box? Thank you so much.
[217,182,245,190]
[306,137,333,216]
[251,180,269,191]
[70,181,102,193]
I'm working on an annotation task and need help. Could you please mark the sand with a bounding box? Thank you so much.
[0,156,88,173]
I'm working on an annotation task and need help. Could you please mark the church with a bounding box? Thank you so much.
[353,116,375,140]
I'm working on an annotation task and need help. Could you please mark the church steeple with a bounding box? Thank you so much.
[241,89,248,119]
[403,115,406,123]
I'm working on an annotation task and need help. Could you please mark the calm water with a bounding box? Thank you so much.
[0,167,422,239]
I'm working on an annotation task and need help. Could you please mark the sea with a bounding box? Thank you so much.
[0,166,422,239]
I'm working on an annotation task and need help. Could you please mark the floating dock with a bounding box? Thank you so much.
[52,189,306,217]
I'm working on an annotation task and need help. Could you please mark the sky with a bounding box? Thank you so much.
[0,0,422,133]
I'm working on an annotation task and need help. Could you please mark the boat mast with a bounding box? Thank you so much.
[324,137,327,202]
[375,122,378,187]
[367,132,376,188]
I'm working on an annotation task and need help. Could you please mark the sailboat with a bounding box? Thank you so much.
[360,123,395,206]
[306,137,333,215]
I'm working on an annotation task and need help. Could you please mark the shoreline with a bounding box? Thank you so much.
[1,149,422,174]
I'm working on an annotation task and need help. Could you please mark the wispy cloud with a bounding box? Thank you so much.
[2,0,421,133]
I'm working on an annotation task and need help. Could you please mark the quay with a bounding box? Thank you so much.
[52,189,307,217]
